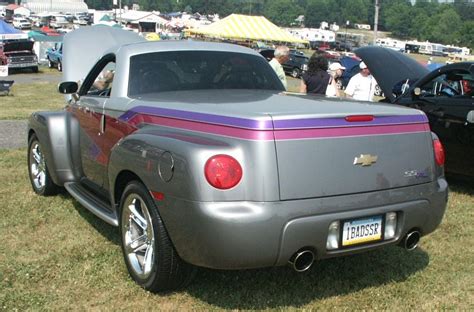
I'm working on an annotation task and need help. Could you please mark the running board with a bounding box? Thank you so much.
[64,182,118,226]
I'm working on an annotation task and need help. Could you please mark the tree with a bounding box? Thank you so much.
[263,0,304,27]
[383,1,413,38]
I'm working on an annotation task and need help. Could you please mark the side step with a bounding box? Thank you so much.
[64,182,118,226]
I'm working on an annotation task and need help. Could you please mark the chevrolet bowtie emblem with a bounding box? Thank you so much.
[353,154,378,166]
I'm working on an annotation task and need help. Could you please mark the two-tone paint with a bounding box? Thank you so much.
[28,28,448,271]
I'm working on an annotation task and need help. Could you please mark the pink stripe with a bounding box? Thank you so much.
[128,114,430,141]
[274,123,430,140]
[129,115,275,141]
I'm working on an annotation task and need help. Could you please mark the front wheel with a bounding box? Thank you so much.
[27,134,59,196]
[57,62,62,72]
[291,67,301,78]
[119,181,195,292]
[48,59,53,68]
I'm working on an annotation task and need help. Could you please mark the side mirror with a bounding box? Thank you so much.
[413,87,421,96]
[467,110,474,124]
[58,81,78,94]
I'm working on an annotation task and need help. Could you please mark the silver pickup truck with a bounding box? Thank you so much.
[27,27,448,292]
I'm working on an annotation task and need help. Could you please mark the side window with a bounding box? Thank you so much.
[420,70,473,98]
[84,61,116,97]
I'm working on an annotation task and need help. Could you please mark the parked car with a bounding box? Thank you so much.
[356,46,474,178]
[259,49,309,78]
[72,16,88,25]
[46,42,63,71]
[12,17,31,29]
[49,15,68,29]
[0,40,38,73]
[27,27,448,292]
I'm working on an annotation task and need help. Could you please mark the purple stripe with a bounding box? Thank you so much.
[120,106,274,130]
[273,114,427,129]
[119,106,427,130]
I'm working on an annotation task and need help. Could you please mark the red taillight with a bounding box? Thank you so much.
[345,115,374,122]
[433,139,445,166]
[205,155,242,190]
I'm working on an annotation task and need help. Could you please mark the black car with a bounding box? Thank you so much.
[356,46,474,178]
[259,49,309,78]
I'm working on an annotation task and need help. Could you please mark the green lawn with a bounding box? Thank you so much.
[0,82,65,120]
[0,80,473,309]
[0,148,472,309]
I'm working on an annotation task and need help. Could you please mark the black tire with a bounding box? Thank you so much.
[32,66,38,73]
[119,181,195,292]
[291,67,301,78]
[27,134,59,196]
[57,62,62,72]
[48,59,53,68]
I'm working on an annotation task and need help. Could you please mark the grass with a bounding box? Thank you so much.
[0,82,65,120]
[0,77,473,309]
[1,151,473,310]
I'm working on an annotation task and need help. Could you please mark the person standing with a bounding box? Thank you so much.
[299,53,331,95]
[326,62,346,97]
[345,61,377,101]
[269,46,290,90]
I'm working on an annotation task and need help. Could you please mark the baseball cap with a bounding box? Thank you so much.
[359,61,368,69]
[329,62,346,71]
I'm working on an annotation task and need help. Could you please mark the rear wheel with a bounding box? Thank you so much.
[119,181,195,292]
[28,134,59,196]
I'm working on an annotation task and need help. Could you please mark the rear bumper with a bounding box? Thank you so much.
[159,179,448,270]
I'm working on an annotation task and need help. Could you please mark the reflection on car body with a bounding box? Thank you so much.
[27,28,448,292]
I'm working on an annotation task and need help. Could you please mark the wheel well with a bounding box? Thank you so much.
[114,170,143,207]
[28,129,35,142]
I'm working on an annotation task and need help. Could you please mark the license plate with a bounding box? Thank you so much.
[342,216,383,246]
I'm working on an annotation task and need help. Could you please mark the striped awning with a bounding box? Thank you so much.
[186,14,308,45]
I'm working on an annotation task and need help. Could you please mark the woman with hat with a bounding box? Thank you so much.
[326,62,346,97]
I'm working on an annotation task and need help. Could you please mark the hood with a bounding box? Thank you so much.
[63,26,146,83]
[2,40,34,53]
[355,46,429,102]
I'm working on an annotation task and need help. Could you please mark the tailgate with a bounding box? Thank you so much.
[273,114,434,200]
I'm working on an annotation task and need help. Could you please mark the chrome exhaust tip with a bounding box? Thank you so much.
[288,249,315,272]
[403,231,421,251]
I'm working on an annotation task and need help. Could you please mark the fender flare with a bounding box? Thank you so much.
[28,111,82,185]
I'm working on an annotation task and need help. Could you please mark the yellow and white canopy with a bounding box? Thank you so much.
[186,14,308,45]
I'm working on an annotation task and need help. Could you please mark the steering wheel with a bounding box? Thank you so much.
[439,83,459,97]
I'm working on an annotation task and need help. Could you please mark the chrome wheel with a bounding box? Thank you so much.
[122,193,155,279]
[292,68,301,78]
[29,142,46,191]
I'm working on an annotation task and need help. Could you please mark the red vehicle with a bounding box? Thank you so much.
[0,40,38,73]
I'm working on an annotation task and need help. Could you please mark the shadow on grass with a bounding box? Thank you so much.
[186,247,429,309]
[65,195,121,246]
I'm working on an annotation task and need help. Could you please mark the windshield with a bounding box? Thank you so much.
[128,51,284,97]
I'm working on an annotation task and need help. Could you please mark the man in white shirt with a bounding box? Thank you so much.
[269,46,290,90]
[345,61,377,101]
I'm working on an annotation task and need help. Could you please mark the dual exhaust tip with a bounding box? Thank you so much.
[402,230,421,251]
[288,249,315,272]
[288,231,420,272]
